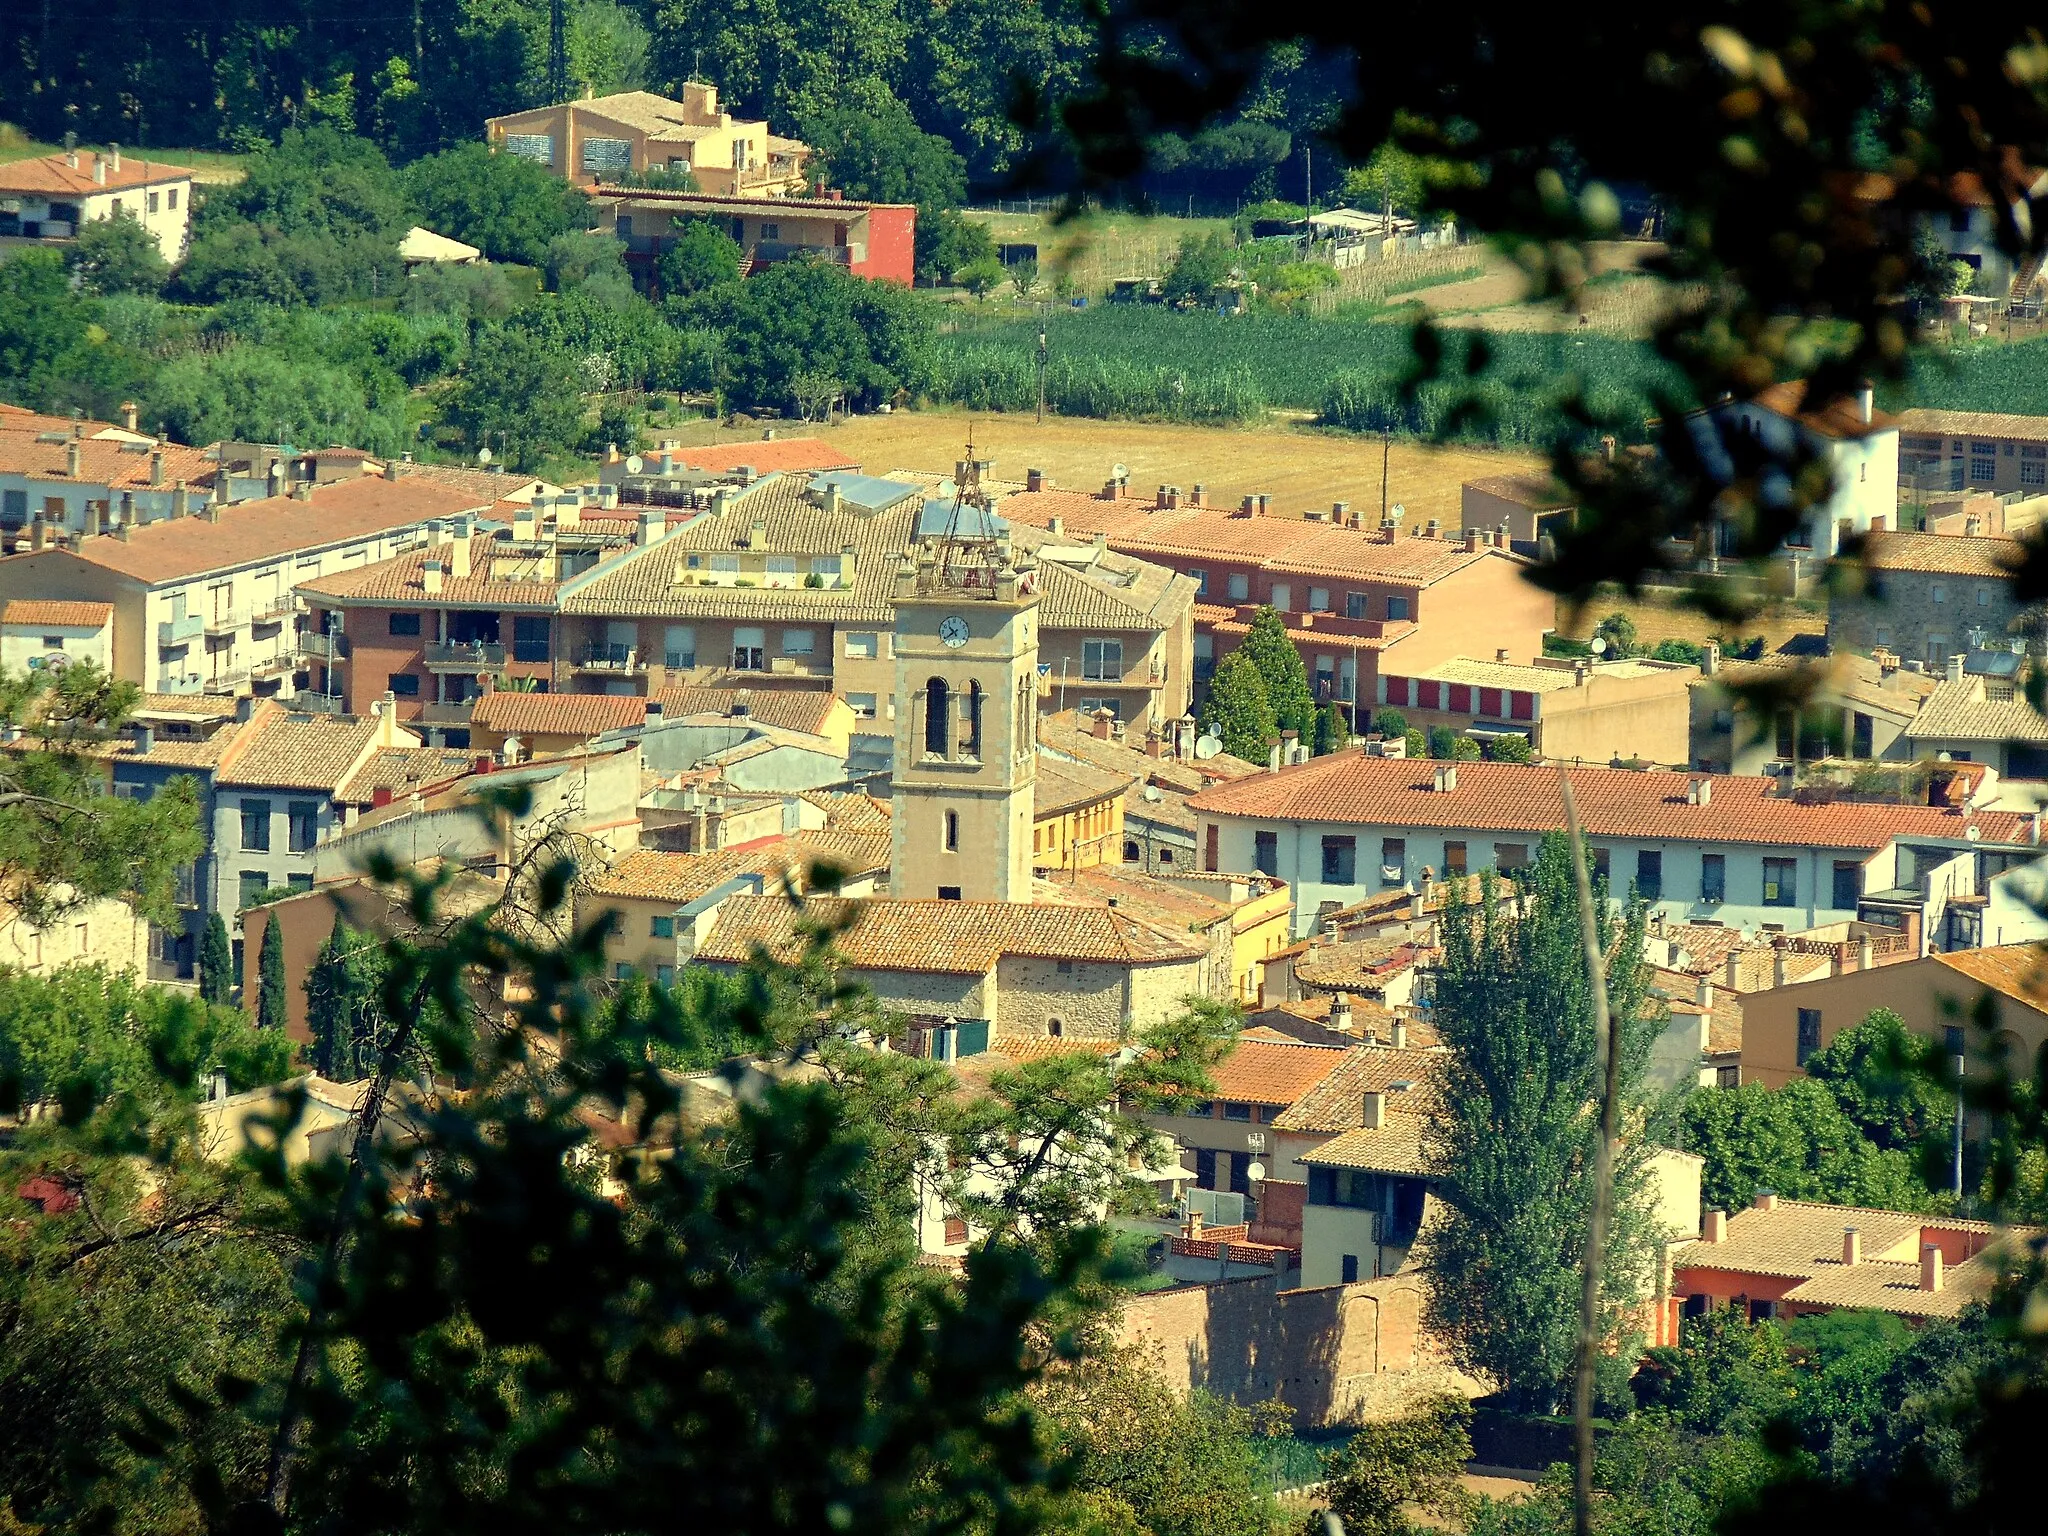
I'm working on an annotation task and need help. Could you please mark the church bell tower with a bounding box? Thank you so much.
[889,454,1040,903]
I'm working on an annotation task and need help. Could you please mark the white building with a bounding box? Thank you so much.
[0,599,113,676]
[1187,753,2045,940]
[0,147,194,261]
[1685,381,1900,560]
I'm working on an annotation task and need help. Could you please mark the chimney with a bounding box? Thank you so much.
[234,695,256,724]
[1333,501,1349,523]
[109,143,120,172]
[1092,708,1114,740]
[1361,1089,1386,1129]
[1702,641,1721,676]
[29,519,46,551]
[381,457,401,482]
[1330,993,1353,1032]
[1155,485,1171,510]
[65,146,78,169]
[1268,743,1283,772]
[1390,1016,1407,1049]
[1921,1243,1944,1292]
[214,474,229,505]
[149,445,164,486]
[1842,1227,1862,1266]
[1433,763,1458,793]
[638,509,662,547]
[1101,478,1120,501]
[422,559,444,594]
[1426,518,1442,539]
[1725,951,1742,990]
[1240,496,1259,517]
[121,400,138,431]
[172,481,188,517]
[1687,776,1712,807]
[1703,1209,1727,1243]
[291,480,313,501]
[1258,493,1272,516]
[92,153,106,185]
[1497,648,1511,663]
[1753,1190,1778,1212]
[131,723,153,754]
[204,499,222,524]
[1190,484,1206,508]
[1946,652,1965,685]
[1697,975,1714,1011]
[65,441,80,478]
[1773,950,1788,989]
[1379,518,1398,544]
[1026,467,1046,493]
[1463,528,1481,553]
[1858,383,1875,425]
[1048,515,1065,537]
[448,536,471,580]
[512,505,537,542]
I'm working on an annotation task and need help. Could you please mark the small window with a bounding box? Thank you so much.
[655,964,674,987]
[1636,849,1662,901]
[1082,638,1123,681]
[1444,841,1467,875]
[1930,582,1948,604]
[148,191,160,213]
[40,635,63,650]
[287,873,312,894]
[238,870,272,909]
[387,672,421,696]
[286,800,319,853]
[1187,567,1208,595]
[1308,586,1330,612]
[1386,595,1411,621]
[781,628,815,656]
[512,616,550,662]
[1227,573,1250,601]
[1345,592,1367,619]
[240,799,271,852]
[1702,852,1726,904]
[938,886,962,900]
[1254,829,1278,876]
[944,810,959,851]
[388,612,422,637]
[1494,842,1530,871]
[1123,840,1140,862]
[1797,1008,1823,1065]
[943,1216,969,1246]
[1340,1254,1360,1284]
[1222,1102,1253,1122]
[167,187,179,209]
[1763,857,1797,907]
[1321,834,1357,884]
[1056,959,1073,975]
[1269,584,1292,612]
[651,914,675,939]
[845,632,878,658]
[766,555,798,579]
[847,693,877,719]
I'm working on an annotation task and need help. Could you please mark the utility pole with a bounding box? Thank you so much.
[1305,144,1312,210]
[1036,305,1048,425]
[1380,428,1391,521]
[1949,1025,1966,1196]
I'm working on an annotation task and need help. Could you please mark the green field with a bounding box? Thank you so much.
[1901,336,2048,416]
[934,304,1686,438]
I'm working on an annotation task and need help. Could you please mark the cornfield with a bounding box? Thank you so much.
[1906,334,2048,415]
[932,306,1688,441]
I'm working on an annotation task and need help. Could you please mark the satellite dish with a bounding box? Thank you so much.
[1590,635,1609,655]
[625,455,644,474]
[1246,1161,1267,1184]
[1966,824,1982,842]
[1193,736,1223,760]
[476,447,493,465]
[40,652,70,674]
[1111,462,1129,480]
[936,479,957,499]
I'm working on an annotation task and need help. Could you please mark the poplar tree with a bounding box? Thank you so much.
[257,915,288,1032]
[197,914,234,1007]
[1425,831,1662,1411]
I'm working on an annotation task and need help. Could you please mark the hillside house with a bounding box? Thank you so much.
[486,85,809,196]
[1827,530,2032,667]
[0,146,193,260]
[593,187,916,287]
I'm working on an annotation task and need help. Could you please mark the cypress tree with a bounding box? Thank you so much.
[1424,831,1661,1411]
[1235,606,1318,743]
[1198,651,1278,763]
[257,913,288,1031]
[198,912,234,1006]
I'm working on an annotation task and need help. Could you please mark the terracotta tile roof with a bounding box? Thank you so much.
[802,790,892,834]
[1206,1036,1350,1106]
[1908,678,2048,744]
[1428,655,1682,692]
[1186,752,2037,851]
[295,531,623,610]
[1007,521,1199,632]
[0,150,194,195]
[1859,530,2021,578]
[985,1036,1124,1063]
[133,692,240,720]
[1700,651,1939,719]
[589,833,891,904]
[1745,380,1897,438]
[1656,922,1749,973]
[1271,1042,1445,1133]
[695,894,1211,972]
[1930,943,2048,1008]
[392,464,553,501]
[1670,1198,2035,1319]
[1896,408,2048,443]
[1034,754,1133,820]
[666,438,859,475]
[1464,474,1573,509]
[472,691,650,738]
[1294,1119,1429,1176]
[1293,939,1426,995]
[659,684,839,736]
[33,478,490,587]
[338,746,475,803]
[0,600,112,628]
[0,434,217,492]
[215,707,380,791]
[1197,601,1413,653]
[1245,996,1438,1048]
[1045,863,1284,934]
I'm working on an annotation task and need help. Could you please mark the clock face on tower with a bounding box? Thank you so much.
[938,615,971,648]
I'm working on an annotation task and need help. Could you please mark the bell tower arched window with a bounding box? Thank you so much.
[965,681,984,757]
[924,677,950,756]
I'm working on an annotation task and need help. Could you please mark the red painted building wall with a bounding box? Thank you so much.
[854,205,916,286]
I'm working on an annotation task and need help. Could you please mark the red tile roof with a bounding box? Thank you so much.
[1746,380,1897,438]
[471,691,650,738]
[28,478,491,586]
[1207,1037,1350,1106]
[1860,530,2022,579]
[1187,752,2036,851]
[0,151,194,195]
[0,599,113,628]
[0,434,216,491]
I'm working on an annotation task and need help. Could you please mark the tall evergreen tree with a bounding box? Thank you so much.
[198,914,234,1008]
[257,914,288,1032]
[1425,831,1662,1411]
[1198,651,1278,763]
[1235,606,1317,744]
[305,915,387,1081]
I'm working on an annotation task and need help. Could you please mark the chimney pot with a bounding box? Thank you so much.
[121,400,138,431]
[1361,1089,1386,1129]
[1190,484,1206,507]
[1703,1209,1727,1243]
[1433,764,1458,793]
[1026,467,1046,494]
[1390,1016,1407,1049]
[109,143,120,172]
[1921,1243,1944,1291]
[1754,1190,1778,1212]
[1843,1227,1862,1266]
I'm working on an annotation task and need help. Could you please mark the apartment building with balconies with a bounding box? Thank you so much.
[991,474,1552,728]
[0,473,497,699]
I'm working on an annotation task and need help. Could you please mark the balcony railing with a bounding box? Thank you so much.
[299,632,348,660]
[291,690,344,714]
[202,608,249,634]
[573,643,646,672]
[418,699,477,724]
[426,640,507,670]
[250,652,300,677]
[158,613,204,646]
[252,594,299,623]
[155,673,204,695]
[201,667,251,694]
